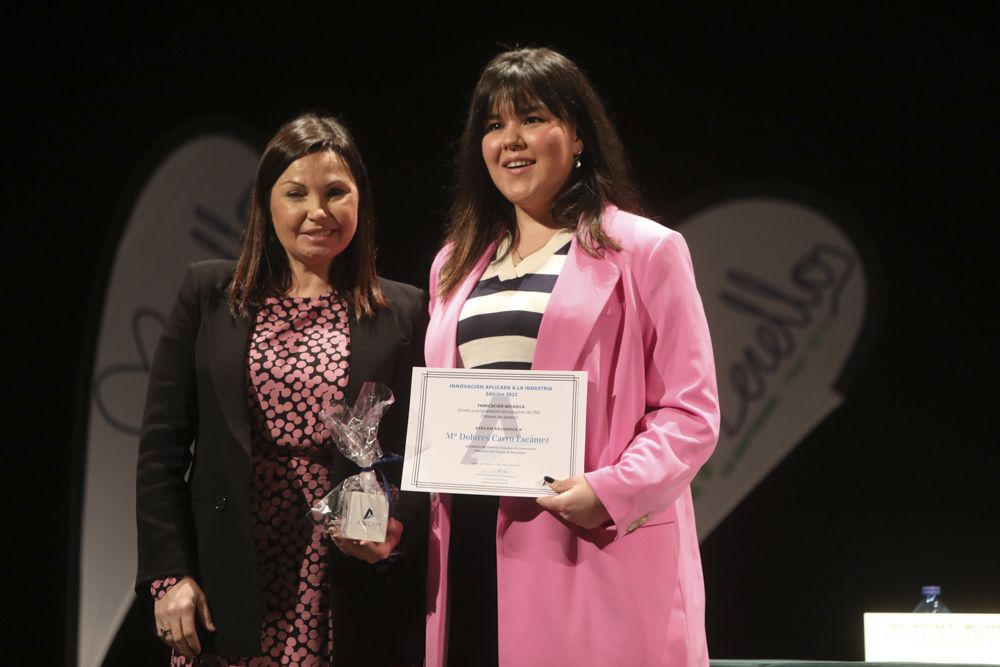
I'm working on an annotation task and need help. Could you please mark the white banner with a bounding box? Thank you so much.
[79,132,258,667]
[682,196,873,539]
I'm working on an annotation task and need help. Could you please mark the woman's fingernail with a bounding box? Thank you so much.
[543,475,555,484]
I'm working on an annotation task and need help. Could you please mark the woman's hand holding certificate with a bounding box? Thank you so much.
[537,476,612,529]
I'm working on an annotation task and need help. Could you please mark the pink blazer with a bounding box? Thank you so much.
[424,208,720,667]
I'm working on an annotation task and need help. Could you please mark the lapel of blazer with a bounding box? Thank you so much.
[207,274,253,457]
[344,298,380,404]
[533,215,622,371]
[428,244,497,368]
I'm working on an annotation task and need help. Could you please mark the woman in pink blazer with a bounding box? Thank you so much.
[425,47,720,666]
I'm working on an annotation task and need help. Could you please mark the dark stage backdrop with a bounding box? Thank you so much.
[4,5,997,665]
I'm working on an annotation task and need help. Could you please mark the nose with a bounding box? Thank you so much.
[306,195,330,220]
[500,124,525,151]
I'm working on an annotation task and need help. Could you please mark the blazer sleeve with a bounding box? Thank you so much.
[135,264,201,589]
[585,230,720,539]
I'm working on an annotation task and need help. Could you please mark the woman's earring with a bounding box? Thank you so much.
[574,153,582,169]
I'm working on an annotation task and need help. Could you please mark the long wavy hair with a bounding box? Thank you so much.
[438,47,644,297]
[228,113,385,319]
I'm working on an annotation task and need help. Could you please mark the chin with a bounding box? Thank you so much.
[504,190,535,207]
[296,251,337,266]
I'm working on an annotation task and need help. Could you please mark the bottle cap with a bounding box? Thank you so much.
[921,585,942,596]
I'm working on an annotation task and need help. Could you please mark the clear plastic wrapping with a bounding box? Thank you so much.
[309,382,396,542]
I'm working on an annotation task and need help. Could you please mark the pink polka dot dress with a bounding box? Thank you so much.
[153,292,350,666]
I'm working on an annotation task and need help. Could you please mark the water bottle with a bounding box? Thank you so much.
[913,585,951,613]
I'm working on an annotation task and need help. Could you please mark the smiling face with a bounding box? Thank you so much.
[481,102,583,224]
[269,150,359,276]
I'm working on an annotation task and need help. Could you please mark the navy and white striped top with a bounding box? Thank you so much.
[457,230,573,370]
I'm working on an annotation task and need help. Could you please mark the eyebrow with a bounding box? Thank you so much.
[486,105,543,120]
[278,177,351,186]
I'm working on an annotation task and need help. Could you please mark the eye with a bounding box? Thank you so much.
[484,121,503,133]
[327,187,348,199]
[285,190,305,200]
[524,116,546,125]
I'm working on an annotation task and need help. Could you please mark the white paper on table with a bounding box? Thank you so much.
[864,612,1000,665]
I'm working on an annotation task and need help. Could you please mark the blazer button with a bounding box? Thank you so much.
[214,497,228,512]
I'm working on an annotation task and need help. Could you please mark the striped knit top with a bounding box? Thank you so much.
[456,229,573,370]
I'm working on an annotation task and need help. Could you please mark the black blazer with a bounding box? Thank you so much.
[136,259,428,663]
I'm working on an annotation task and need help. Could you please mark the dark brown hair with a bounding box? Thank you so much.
[229,113,385,318]
[438,47,644,297]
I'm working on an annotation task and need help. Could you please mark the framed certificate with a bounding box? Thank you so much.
[401,367,587,497]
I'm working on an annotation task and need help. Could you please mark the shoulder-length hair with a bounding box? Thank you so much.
[438,47,644,298]
[229,113,385,319]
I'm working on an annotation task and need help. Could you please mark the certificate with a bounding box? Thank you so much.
[402,367,587,497]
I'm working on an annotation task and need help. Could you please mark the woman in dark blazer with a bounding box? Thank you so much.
[136,113,427,665]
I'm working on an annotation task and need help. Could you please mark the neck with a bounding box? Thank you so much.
[287,260,334,297]
[513,205,562,261]
[513,203,559,233]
